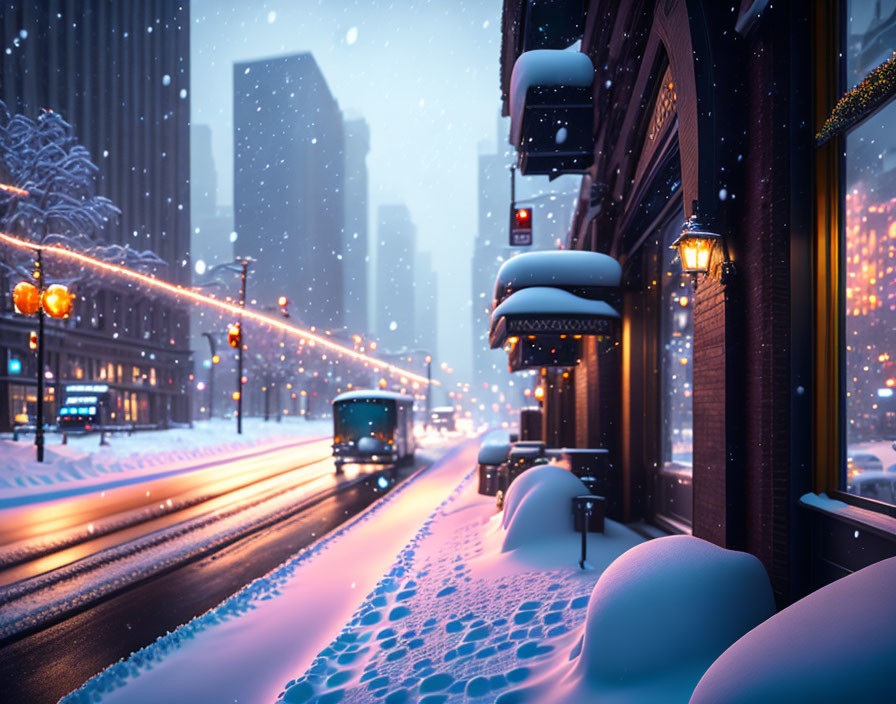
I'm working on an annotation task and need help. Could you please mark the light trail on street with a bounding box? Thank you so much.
[0,441,411,641]
[0,231,437,387]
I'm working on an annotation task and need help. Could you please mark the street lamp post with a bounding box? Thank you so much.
[202,332,217,420]
[236,258,251,435]
[425,354,433,418]
[35,249,45,462]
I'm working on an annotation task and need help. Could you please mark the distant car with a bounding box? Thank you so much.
[847,471,896,504]
[430,406,456,432]
[332,390,415,468]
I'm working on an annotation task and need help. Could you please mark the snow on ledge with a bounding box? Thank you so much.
[510,49,594,146]
[800,491,896,536]
[494,250,622,306]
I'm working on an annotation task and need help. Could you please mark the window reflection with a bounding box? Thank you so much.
[843,0,896,503]
[657,215,694,527]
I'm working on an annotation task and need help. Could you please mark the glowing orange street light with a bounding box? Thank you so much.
[534,386,545,402]
[232,391,241,401]
[212,354,221,364]
[42,284,74,319]
[13,281,40,315]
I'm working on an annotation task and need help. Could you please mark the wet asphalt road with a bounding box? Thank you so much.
[0,456,429,704]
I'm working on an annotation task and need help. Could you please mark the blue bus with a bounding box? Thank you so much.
[332,390,416,467]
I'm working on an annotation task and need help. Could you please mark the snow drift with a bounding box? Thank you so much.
[690,556,896,703]
[502,535,775,703]
[500,463,589,552]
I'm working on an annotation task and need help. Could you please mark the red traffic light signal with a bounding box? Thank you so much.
[227,323,241,349]
[510,207,533,246]
[29,331,38,350]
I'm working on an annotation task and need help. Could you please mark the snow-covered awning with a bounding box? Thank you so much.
[493,250,622,307]
[489,287,620,349]
[509,50,594,176]
[500,0,587,117]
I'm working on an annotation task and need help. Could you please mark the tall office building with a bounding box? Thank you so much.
[343,117,370,336]
[415,250,439,357]
[0,1,192,430]
[375,204,417,351]
[233,52,345,330]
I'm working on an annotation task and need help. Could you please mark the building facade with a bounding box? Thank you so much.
[375,203,417,350]
[498,0,896,606]
[343,117,371,337]
[233,52,345,331]
[0,0,192,430]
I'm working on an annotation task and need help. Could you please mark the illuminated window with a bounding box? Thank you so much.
[842,0,896,504]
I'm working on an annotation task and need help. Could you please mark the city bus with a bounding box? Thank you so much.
[332,390,415,468]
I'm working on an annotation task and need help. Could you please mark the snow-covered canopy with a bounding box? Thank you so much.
[509,50,594,147]
[478,442,511,466]
[332,390,414,404]
[490,287,620,349]
[494,250,622,307]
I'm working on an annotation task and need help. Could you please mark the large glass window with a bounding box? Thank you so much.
[843,0,896,501]
[657,215,694,527]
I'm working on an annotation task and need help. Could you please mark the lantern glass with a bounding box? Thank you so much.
[673,233,719,275]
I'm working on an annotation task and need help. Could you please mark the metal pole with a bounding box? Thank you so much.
[35,249,45,463]
[426,357,432,417]
[237,260,248,434]
[509,164,516,237]
[202,332,216,420]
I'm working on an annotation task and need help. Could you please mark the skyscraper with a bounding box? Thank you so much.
[415,250,438,356]
[233,52,345,330]
[376,204,416,350]
[343,117,370,336]
[0,1,192,429]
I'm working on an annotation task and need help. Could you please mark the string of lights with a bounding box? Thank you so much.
[0,230,438,387]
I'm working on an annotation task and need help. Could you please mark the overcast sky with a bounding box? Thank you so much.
[190,0,514,380]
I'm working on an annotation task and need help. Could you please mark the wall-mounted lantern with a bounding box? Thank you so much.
[671,214,719,277]
[670,207,735,285]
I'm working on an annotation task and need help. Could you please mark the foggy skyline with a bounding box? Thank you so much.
[190,0,509,379]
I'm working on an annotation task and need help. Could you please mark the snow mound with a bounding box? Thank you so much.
[504,535,775,703]
[501,464,588,552]
[690,556,896,703]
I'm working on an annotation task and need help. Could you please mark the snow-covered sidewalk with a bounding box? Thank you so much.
[63,438,651,704]
[0,417,331,507]
[63,437,483,704]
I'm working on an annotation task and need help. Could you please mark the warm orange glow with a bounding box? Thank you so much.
[231,391,241,401]
[212,354,220,364]
[0,182,29,196]
[13,281,40,315]
[0,231,438,386]
[42,284,73,319]
[29,330,38,350]
[534,386,545,401]
[516,209,529,220]
[277,295,288,307]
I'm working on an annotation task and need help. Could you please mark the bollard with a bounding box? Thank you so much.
[62,433,67,445]
[572,495,606,569]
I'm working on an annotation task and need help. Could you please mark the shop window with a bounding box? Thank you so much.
[658,215,694,527]
[841,0,896,502]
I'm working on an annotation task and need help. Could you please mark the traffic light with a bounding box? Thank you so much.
[227,323,241,349]
[277,296,290,318]
[510,207,533,246]
[29,331,38,350]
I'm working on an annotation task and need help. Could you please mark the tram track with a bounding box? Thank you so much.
[0,443,392,643]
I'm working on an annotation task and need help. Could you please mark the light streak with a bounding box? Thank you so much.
[0,183,30,197]
[0,231,438,387]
